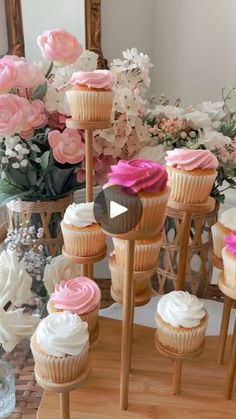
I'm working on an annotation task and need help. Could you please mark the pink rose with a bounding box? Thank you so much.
[48,128,85,164]
[14,61,46,88]
[21,100,48,139]
[0,58,17,91]
[0,94,27,135]
[37,29,83,65]
[47,112,67,130]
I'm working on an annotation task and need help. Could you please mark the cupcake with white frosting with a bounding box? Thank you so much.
[30,312,89,383]
[155,291,208,353]
[211,208,236,258]
[61,202,106,256]
[222,232,236,290]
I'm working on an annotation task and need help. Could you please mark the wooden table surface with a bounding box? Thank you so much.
[37,317,236,419]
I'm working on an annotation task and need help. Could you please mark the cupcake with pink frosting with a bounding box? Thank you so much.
[47,277,101,344]
[222,233,236,291]
[165,149,218,204]
[107,159,170,235]
[66,70,115,122]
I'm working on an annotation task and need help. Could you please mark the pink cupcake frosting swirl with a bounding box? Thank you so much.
[107,159,168,193]
[225,233,236,256]
[69,70,115,90]
[50,277,101,314]
[165,149,218,171]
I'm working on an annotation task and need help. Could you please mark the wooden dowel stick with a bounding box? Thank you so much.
[217,296,233,365]
[224,318,236,399]
[85,129,93,203]
[60,392,70,419]
[87,264,93,278]
[81,264,88,277]
[120,240,135,410]
[176,211,192,291]
[172,360,182,395]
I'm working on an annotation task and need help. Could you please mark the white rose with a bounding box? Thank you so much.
[197,101,226,121]
[135,144,166,163]
[0,250,32,308]
[0,307,39,352]
[184,110,211,130]
[43,255,81,296]
[201,130,231,149]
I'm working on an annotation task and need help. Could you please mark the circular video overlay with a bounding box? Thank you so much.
[94,185,143,235]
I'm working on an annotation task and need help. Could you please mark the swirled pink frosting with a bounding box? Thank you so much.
[50,277,101,314]
[107,159,168,193]
[225,233,236,256]
[69,70,115,90]
[165,149,218,171]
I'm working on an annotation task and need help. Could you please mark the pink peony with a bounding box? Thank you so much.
[14,61,46,88]
[48,128,85,164]
[0,58,17,91]
[21,100,48,139]
[0,94,27,135]
[37,29,83,65]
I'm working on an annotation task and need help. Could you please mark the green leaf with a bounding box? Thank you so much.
[31,83,48,101]
[41,151,51,170]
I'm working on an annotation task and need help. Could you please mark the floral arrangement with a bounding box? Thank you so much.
[0,29,153,203]
[142,93,236,203]
[0,29,98,204]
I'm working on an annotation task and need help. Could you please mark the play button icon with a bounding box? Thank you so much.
[110,201,128,219]
[94,184,143,235]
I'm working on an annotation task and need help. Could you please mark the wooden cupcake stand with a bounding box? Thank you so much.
[36,121,236,418]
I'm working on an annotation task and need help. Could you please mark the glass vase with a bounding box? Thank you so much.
[0,359,16,418]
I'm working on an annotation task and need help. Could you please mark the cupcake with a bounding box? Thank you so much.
[212,208,236,258]
[47,277,101,344]
[113,233,162,271]
[66,70,115,122]
[165,149,218,204]
[222,233,236,290]
[61,202,106,257]
[31,311,89,383]
[109,254,152,300]
[106,159,170,235]
[155,291,208,353]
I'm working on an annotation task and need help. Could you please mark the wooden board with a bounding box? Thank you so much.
[37,317,236,419]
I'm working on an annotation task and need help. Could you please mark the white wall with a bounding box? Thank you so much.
[153,0,236,106]
[101,0,155,66]
[21,0,85,61]
[102,0,236,106]
[0,0,8,56]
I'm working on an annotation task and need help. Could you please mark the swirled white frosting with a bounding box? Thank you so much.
[157,291,205,328]
[36,312,89,357]
[63,202,96,228]
[220,208,236,230]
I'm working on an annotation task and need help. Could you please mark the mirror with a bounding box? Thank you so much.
[3,0,107,67]
[101,0,236,106]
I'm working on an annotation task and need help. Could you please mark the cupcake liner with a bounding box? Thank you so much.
[155,312,208,354]
[109,255,151,296]
[222,247,236,291]
[113,234,162,271]
[66,90,114,122]
[167,167,217,204]
[211,223,231,258]
[61,222,106,257]
[31,334,89,383]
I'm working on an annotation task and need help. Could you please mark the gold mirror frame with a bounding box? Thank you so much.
[4,0,108,68]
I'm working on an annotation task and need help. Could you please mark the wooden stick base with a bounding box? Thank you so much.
[155,332,204,395]
[66,119,111,130]
[62,245,107,265]
[110,286,154,307]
